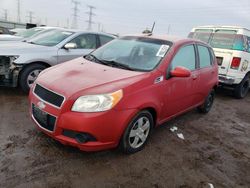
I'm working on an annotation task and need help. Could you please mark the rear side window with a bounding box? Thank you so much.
[171,45,196,71]
[198,45,212,68]
[99,35,114,46]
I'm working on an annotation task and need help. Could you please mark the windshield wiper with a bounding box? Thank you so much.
[84,55,135,71]
[26,41,36,44]
[84,54,109,65]
[101,60,134,71]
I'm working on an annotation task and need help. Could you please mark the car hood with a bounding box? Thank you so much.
[36,58,148,98]
[0,34,23,41]
[0,42,51,55]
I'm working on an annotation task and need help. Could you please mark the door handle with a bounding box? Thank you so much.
[192,75,198,80]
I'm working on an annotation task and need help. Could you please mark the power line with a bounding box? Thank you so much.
[26,11,35,23]
[71,0,80,29]
[3,9,8,21]
[85,5,96,31]
[17,0,21,23]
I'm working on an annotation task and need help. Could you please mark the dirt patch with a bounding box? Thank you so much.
[0,87,250,188]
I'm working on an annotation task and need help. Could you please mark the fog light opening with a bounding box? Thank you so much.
[75,134,88,143]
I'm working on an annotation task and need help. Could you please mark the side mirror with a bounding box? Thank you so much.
[170,66,191,78]
[64,43,77,50]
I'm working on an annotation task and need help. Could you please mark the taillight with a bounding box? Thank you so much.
[230,57,241,69]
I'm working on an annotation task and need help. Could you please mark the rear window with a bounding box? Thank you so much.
[210,30,237,50]
[189,29,213,43]
[189,29,247,52]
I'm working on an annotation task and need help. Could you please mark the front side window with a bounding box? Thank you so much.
[27,30,74,46]
[70,34,97,49]
[171,45,196,71]
[87,36,172,71]
[198,45,211,68]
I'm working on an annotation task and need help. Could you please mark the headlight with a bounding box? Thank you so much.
[72,90,123,112]
[9,56,19,63]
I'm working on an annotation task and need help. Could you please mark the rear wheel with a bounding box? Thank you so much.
[198,89,215,113]
[19,64,46,93]
[234,76,249,99]
[120,110,153,154]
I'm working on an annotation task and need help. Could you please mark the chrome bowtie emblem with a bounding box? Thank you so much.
[37,101,46,110]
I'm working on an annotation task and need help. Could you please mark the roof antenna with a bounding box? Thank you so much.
[142,22,155,36]
[150,21,155,35]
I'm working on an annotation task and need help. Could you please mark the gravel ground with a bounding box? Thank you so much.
[0,87,249,188]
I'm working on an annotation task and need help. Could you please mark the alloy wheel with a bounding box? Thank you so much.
[128,116,151,149]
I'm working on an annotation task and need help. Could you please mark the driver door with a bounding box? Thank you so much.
[162,44,200,119]
[57,34,97,64]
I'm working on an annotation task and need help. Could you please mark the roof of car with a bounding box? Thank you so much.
[122,34,197,43]
[50,28,116,38]
[193,25,250,32]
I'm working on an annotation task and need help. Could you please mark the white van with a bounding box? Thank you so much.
[188,26,250,98]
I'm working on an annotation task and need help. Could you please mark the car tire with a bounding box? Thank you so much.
[233,76,249,99]
[198,89,215,114]
[19,64,46,93]
[119,110,154,154]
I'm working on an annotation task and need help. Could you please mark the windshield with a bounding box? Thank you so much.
[15,27,44,38]
[88,36,172,71]
[28,30,74,46]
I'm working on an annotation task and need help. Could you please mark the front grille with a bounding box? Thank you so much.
[34,84,64,108]
[32,104,56,132]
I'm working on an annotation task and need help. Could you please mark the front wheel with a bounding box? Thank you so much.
[233,76,249,99]
[19,64,47,93]
[119,110,153,154]
[198,89,215,113]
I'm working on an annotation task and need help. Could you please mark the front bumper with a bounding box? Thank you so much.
[29,91,137,152]
[0,56,22,87]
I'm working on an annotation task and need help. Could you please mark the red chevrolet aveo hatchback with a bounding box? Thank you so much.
[29,35,218,154]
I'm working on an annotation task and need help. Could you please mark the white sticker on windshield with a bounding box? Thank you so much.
[156,45,170,57]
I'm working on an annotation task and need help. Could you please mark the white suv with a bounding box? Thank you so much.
[189,26,250,98]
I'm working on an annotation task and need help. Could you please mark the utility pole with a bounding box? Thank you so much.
[27,11,34,23]
[85,5,96,31]
[167,24,171,34]
[17,0,21,23]
[71,0,80,29]
[67,18,70,28]
[3,9,8,21]
[98,22,101,32]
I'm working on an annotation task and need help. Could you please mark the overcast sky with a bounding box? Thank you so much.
[1,0,250,36]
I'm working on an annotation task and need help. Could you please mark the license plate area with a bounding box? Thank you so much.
[32,104,56,132]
